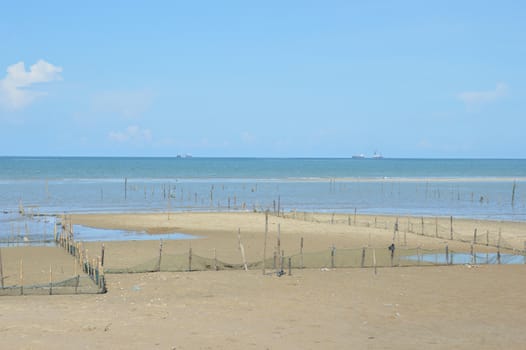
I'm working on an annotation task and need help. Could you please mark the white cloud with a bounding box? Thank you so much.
[0,60,62,109]
[457,83,508,109]
[108,125,152,144]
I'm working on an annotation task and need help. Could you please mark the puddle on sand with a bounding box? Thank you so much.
[404,252,525,265]
[73,225,199,242]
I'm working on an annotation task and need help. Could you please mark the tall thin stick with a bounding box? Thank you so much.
[49,265,53,295]
[276,224,281,275]
[238,228,248,271]
[19,259,23,295]
[262,211,268,275]
[0,248,4,289]
[300,237,304,269]
[157,239,163,272]
[511,181,517,207]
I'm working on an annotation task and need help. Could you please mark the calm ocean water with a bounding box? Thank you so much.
[1,158,525,236]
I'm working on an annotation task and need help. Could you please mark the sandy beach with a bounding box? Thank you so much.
[1,211,526,349]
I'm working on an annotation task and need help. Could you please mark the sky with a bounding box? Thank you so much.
[0,1,525,158]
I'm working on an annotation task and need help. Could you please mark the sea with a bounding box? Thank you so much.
[1,157,525,241]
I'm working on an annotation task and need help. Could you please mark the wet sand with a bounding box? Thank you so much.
[1,212,526,349]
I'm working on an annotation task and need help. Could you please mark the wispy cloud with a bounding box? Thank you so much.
[457,83,508,109]
[0,60,62,109]
[93,89,154,119]
[240,131,256,144]
[108,125,152,144]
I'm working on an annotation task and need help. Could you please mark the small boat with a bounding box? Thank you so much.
[352,154,366,159]
[372,152,384,159]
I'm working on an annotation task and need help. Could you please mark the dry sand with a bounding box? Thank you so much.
[1,212,526,349]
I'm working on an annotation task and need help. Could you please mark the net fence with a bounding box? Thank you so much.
[105,245,525,275]
[0,275,102,296]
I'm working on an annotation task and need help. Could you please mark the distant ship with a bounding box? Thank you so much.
[351,152,384,159]
[372,152,384,159]
[176,154,193,159]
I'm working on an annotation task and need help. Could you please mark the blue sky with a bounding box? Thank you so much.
[0,1,525,158]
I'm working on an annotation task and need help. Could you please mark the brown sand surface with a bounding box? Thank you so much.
[71,212,526,269]
[1,212,526,349]
[1,266,525,349]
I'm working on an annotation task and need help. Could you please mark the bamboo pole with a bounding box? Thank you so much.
[276,224,281,275]
[0,248,4,289]
[188,247,192,272]
[19,259,23,295]
[280,250,284,276]
[157,240,163,272]
[300,237,304,269]
[238,228,248,271]
[49,265,53,295]
[511,181,517,207]
[361,247,366,268]
[262,211,268,275]
[330,245,335,269]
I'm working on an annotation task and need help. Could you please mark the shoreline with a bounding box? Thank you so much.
[2,176,526,183]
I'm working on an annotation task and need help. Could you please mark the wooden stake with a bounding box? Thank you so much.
[280,250,284,275]
[300,237,304,269]
[157,240,163,272]
[330,245,335,269]
[238,228,248,271]
[276,224,281,275]
[473,229,477,245]
[19,259,23,295]
[101,243,105,267]
[361,247,366,268]
[0,248,3,289]
[188,247,192,272]
[262,211,268,275]
[511,181,517,207]
[49,265,53,295]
